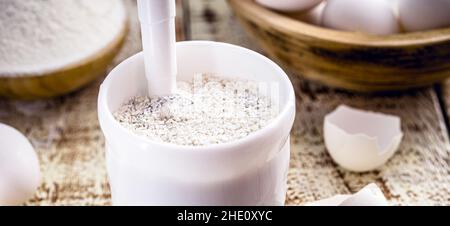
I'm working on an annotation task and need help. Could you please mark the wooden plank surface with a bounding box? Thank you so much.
[0,0,448,206]
[187,0,450,205]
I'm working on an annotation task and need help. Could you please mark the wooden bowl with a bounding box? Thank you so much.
[228,0,450,92]
[0,23,127,100]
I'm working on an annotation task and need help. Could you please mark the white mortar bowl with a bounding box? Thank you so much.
[98,41,295,206]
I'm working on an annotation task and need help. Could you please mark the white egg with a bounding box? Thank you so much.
[290,2,326,25]
[256,0,324,12]
[324,105,403,172]
[399,0,450,32]
[0,123,41,206]
[322,0,400,35]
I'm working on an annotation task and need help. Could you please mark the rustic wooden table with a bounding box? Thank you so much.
[0,0,448,206]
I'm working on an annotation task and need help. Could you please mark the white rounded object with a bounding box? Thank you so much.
[256,0,324,12]
[322,0,400,35]
[99,41,296,206]
[340,184,389,206]
[324,105,403,172]
[0,123,41,206]
[398,0,450,32]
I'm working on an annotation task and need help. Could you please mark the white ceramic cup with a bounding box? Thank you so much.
[98,41,295,206]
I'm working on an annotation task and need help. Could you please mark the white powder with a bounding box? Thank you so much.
[114,75,277,146]
[0,0,126,76]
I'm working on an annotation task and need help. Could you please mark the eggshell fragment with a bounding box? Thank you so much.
[398,0,450,32]
[306,195,351,206]
[306,183,389,206]
[340,183,389,206]
[324,105,403,172]
[0,123,41,206]
[322,0,400,35]
[256,0,324,13]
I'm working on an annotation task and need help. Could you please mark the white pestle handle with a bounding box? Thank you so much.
[137,0,177,97]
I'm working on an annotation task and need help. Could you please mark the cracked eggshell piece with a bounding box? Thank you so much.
[0,123,41,206]
[324,105,403,172]
[256,0,324,13]
[306,183,388,206]
[306,195,351,206]
[340,183,389,206]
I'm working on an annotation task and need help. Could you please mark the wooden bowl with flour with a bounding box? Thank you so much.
[229,0,450,92]
[0,0,128,100]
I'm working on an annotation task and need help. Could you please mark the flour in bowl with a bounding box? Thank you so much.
[0,0,126,76]
[114,74,278,146]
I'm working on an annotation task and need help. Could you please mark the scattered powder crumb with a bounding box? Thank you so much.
[114,74,277,146]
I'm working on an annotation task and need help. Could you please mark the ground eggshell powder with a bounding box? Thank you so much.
[114,75,278,146]
[0,0,126,76]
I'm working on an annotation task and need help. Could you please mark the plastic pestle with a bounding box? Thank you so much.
[137,0,177,97]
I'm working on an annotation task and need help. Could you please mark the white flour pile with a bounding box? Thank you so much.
[114,75,277,146]
[0,0,126,76]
